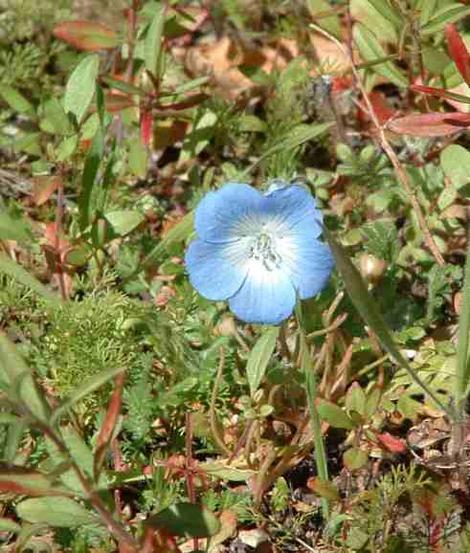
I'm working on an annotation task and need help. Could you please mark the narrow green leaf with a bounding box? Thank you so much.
[16,497,98,527]
[366,0,402,29]
[102,77,146,96]
[324,228,450,416]
[146,503,220,538]
[421,4,470,36]
[456,242,470,408]
[246,327,279,396]
[145,4,165,77]
[353,23,407,87]
[79,127,104,230]
[417,0,439,25]
[0,252,57,303]
[298,319,329,516]
[51,366,126,424]
[64,54,99,124]
[0,85,34,114]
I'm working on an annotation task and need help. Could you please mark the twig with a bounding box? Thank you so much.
[310,23,445,267]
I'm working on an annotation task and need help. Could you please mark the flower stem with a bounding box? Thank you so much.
[296,305,329,517]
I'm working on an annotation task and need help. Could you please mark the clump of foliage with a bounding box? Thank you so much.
[3,0,470,552]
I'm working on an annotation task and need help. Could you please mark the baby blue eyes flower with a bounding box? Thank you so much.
[185,181,334,325]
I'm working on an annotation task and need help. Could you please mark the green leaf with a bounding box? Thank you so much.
[440,145,470,191]
[51,366,126,424]
[0,252,58,303]
[64,54,99,124]
[56,134,79,162]
[104,210,145,237]
[16,497,97,527]
[0,84,34,114]
[0,211,31,241]
[79,127,104,231]
[317,399,355,429]
[343,447,369,470]
[102,77,145,96]
[417,0,439,25]
[345,383,366,416]
[366,0,402,29]
[246,327,279,396]
[360,219,398,262]
[0,465,69,497]
[306,0,341,38]
[200,461,255,482]
[324,228,450,416]
[39,98,73,135]
[138,211,194,271]
[456,242,470,406]
[350,0,398,44]
[144,3,165,77]
[0,333,50,422]
[421,4,470,36]
[0,517,21,533]
[146,503,220,538]
[251,122,332,172]
[128,140,148,178]
[353,23,407,87]
[307,478,340,501]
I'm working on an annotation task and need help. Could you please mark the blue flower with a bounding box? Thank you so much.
[185,181,334,325]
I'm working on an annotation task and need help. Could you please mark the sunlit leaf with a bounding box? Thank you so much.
[64,54,99,124]
[246,327,279,396]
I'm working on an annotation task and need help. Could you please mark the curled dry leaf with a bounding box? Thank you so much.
[181,37,297,99]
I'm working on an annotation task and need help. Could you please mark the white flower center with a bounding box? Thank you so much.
[249,231,282,271]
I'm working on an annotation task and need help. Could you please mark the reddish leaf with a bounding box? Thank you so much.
[31,176,61,206]
[446,24,470,85]
[388,112,470,136]
[376,432,407,454]
[53,20,119,51]
[140,108,153,146]
[94,372,125,478]
[411,84,470,104]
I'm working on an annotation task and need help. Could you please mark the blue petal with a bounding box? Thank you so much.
[185,239,246,300]
[229,265,296,325]
[264,184,323,238]
[195,182,263,243]
[280,236,334,299]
